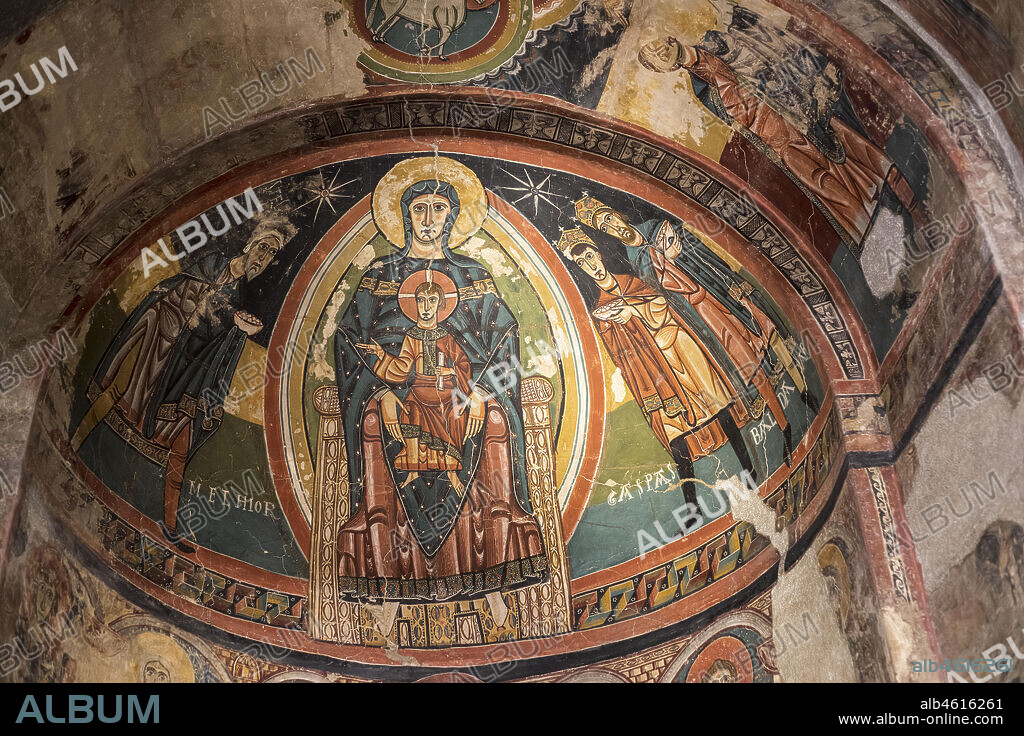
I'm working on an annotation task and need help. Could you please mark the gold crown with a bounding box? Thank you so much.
[574,194,615,228]
[557,228,597,257]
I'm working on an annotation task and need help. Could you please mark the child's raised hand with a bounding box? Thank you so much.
[355,340,384,358]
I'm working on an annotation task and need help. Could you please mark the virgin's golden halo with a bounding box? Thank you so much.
[371,156,487,249]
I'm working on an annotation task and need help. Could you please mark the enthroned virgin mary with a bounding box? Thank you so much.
[332,158,546,611]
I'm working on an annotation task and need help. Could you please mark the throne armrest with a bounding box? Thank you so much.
[312,384,340,417]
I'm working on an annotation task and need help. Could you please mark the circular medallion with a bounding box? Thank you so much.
[355,0,533,83]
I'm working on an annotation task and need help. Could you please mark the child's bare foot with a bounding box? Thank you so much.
[401,471,419,488]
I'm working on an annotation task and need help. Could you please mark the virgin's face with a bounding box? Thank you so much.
[409,194,453,246]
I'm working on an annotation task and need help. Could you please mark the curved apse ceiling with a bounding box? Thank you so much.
[42,95,853,677]
[10,0,1014,685]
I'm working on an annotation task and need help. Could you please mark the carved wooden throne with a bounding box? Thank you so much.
[307,376,572,648]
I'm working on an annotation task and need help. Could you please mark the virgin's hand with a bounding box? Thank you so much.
[380,390,405,440]
[464,394,486,443]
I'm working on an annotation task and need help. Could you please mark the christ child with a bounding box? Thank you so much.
[357,279,472,492]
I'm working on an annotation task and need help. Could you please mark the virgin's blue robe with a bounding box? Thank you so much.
[334,182,532,557]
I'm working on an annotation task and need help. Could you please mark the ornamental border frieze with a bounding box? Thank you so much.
[99,510,308,631]
[62,94,865,383]
[570,411,840,632]
[864,467,912,604]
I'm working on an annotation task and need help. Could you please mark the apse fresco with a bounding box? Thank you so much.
[50,139,838,654]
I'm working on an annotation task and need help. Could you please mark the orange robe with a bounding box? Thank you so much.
[649,247,788,430]
[687,48,894,246]
[373,328,471,472]
[594,274,747,459]
[336,399,546,600]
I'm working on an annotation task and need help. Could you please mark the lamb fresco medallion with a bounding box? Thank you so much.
[355,0,532,82]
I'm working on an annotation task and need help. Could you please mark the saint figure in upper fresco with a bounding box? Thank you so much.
[638,17,917,252]
[69,213,297,553]
[558,228,757,510]
[332,157,546,623]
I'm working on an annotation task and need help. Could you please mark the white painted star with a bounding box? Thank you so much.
[294,168,357,223]
[498,168,569,217]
